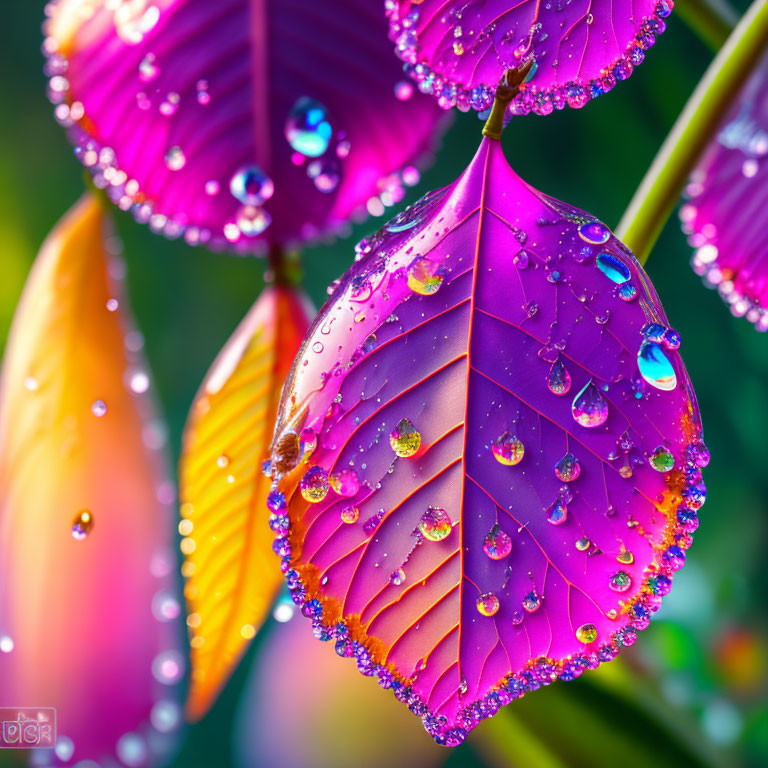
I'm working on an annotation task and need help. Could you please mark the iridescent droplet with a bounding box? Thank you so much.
[572,380,609,428]
[609,570,632,592]
[483,524,512,560]
[307,158,341,193]
[138,53,159,82]
[236,205,271,237]
[300,466,329,503]
[418,506,452,542]
[229,166,274,206]
[340,505,360,524]
[554,452,581,482]
[619,282,638,301]
[578,221,610,245]
[476,592,500,617]
[390,418,421,458]
[547,356,571,395]
[649,446,675,472]
[575,537,591,551]
[164,145,186,171]
[390,568,406,586]
[285,97,332,157]
[513,249,530,269]
[596,252,631,284]
[407,257,444,295]
[616,549,634,564]
[491,431,524,466]
[329,468,360,497]
[575,623,598,644]
[545,498,568,526]
[522,590,542,613]
[91,399,107,417]
[72,509,93,540]
[637,341,677,391]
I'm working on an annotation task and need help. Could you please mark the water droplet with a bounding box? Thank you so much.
[236,205,271,237]
[483,524,512,560]
[340,505,360,524]
[575,537,591,551]
[547,356,571,395]
[216,454,230,469]
[649,446,675,472]
[616,549,634,564]
[394,80,414,100]
[390,418,421,458]
[164,145,185,171]
[300,466,329,503]
[638,341,677,391]
[329,468,360,497]
[390,568,406,586]
[476,592,500,616]
[229,166,274,206]
[578,221,610,245]
[72,509,93,540]
[609,570,632,592]
[554,452,581,482]
[619,282,638,301]
[308,158,341,193]
[196,79,210,105]
[407,257,444,295]
[300,428,318,462]
[596,252,631,283]
[491,431,524,466]
[575,623,597,644]
[0,635,14,653]
[513,249,530,269]
[545,498,568,526]
[138,53,159,82]
[205,180,220,196]
[572,380,609,427]
[522,590,542,612]
[285,97,332,157]
[418,506,452,542]
[91,399,107,417]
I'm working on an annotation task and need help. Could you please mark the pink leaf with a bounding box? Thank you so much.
[266,132,707,745]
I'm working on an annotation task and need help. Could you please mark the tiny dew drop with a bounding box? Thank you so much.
[91,399,107,417]
[575,537,591,551]
[340,505,360,524]
[390,568,406,586]
[164,145,185,171]
[72,509,94,540]
[547,356,571,395]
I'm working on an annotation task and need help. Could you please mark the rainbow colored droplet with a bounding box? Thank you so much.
[483,524,512,560]
[390,418,421,458]
[476,592,500,617]
[418,506,452,542]
[300,466,329,503]
[491,431,524,466]
[572,380,609,428]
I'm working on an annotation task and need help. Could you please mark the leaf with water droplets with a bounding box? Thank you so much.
[180,285,313,720]
[267,134,706,745]
[682,50,768,331]
[386,0,672,113]
[43,0,446,252]
[0,195,182,763]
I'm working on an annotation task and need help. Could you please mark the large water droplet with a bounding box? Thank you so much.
[491,431,524,466]
[340,505,359,524]
[578,220,610,245]
[575,623,597,644]
[72,509,94,540]
[300,466,329,503]
[407,257,444,295]
[476,592,500,617]
[649,445,675,472]
[390,418,421,458]
[230,166,274,206]
[329,468,360,497]
[522,590,542,612]
[609,570,632,592]
[571,380,609,427]
[285,97,332,157]
[483,523,512,560]
[637,341,677,391]
[418,506,452,542]
[554,452,581,482]
[545,498,567,526]
[547,356,571,395]
[596,252,631,283]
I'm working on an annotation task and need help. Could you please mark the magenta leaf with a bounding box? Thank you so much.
[681,51,768,330]
[386,0,673,113]
[266,133,707,745]
[43,0,445,252]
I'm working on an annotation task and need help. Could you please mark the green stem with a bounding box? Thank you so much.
[616,0,768,265]
[675,0,738,50]
[266,245,302,286]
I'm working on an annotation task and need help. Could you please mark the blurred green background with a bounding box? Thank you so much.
[1,2,766,767]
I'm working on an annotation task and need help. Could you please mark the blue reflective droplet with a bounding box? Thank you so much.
[596,252,631,284]
[637,340,677,391]
[285,97,332,157]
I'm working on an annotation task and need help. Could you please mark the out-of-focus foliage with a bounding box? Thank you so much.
[0,2,765,767]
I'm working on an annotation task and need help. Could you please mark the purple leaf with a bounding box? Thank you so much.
[386,0,672,113]
[681,51,768,330]
[266,133,707,744]
[43,0,446,252]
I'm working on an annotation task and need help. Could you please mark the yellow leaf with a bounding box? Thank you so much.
[0,194,181,762]
[181,283,313,720]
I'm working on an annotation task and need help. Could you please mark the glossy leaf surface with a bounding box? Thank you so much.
[43,0,445,252]
[387,0,672,113]
[181,285,313,720]
[267,135,707,744]
[681,51,768,331]
[0,195,182,764]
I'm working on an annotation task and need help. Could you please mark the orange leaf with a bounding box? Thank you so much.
[181,284,313,720]
[0,194,182,763]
